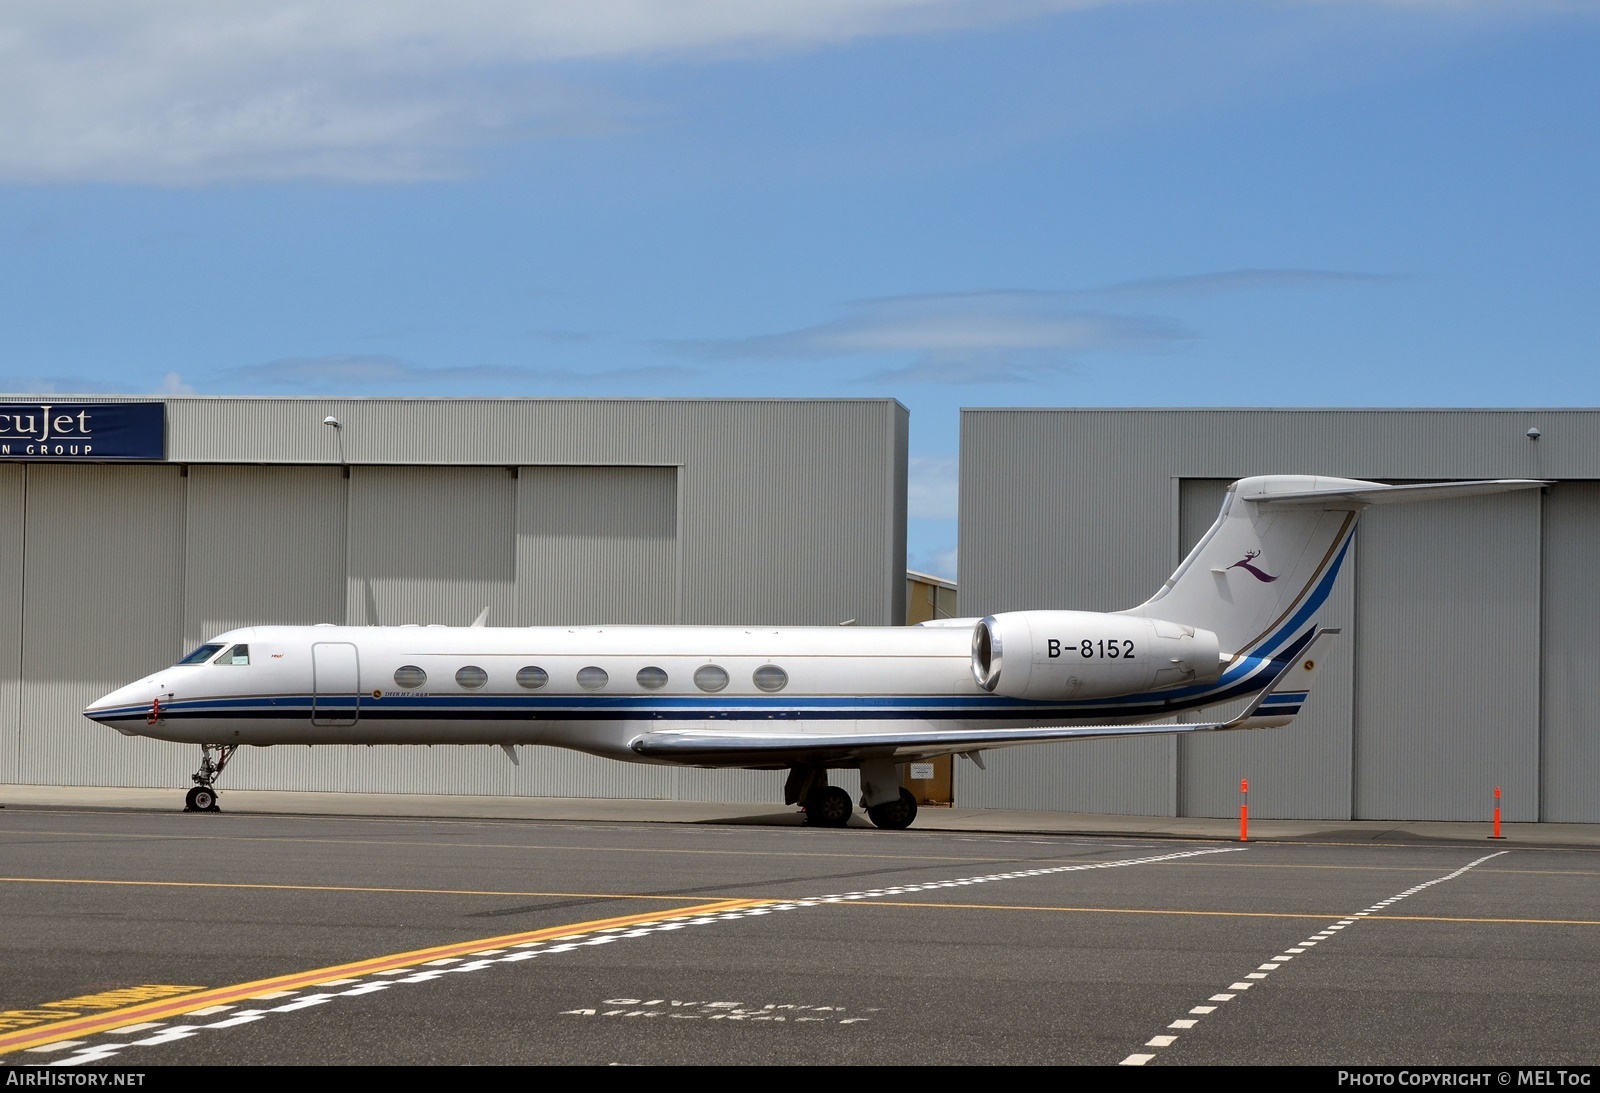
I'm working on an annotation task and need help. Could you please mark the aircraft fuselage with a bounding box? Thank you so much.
[85,622,1226,765]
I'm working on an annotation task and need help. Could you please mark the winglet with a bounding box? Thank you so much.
[1225,628,1339,730]
[470,606,491,628]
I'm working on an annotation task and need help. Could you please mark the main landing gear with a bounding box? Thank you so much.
[865,788,918,831]
[785,764,920,830]
[185,744,237,813]
[806,785,854,827]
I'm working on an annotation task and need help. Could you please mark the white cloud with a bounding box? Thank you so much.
[157,371,196,395]
[0,0,1090,184]
[669,271,1397,382]
[671,289,1190,381]
[907,455,957,518]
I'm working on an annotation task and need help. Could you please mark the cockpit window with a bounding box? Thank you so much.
[177,643,224,665]
[215,644,250,666]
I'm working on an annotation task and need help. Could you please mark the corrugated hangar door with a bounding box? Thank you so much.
[183,465,348,644]
[0,465,21,784]
[1353,489,1541,822]
[516,466,678,625]
[509,465,698,801]
[18,464,186,787]
[346,466,517,627]
[1536,482,1600,822]
[336,465,520,796]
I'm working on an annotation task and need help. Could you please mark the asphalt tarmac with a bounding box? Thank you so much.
[2,787,1597,1069]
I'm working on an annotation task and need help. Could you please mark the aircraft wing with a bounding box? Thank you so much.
[630,630,1338,766]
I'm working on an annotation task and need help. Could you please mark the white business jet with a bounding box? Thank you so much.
[84,474,1543,828]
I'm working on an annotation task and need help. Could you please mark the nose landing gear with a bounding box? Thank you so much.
[185,744,236,813]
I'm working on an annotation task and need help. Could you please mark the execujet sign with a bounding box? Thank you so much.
[0,402,166,460]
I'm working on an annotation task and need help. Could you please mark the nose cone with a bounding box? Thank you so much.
[83,678,159,730]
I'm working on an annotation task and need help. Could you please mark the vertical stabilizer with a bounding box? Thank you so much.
[1120,474,1543,659]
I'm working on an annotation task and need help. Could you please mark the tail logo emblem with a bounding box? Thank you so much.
[1227,550,1278,583]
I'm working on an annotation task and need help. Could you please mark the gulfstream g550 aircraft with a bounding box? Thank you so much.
[85,474,1543,829]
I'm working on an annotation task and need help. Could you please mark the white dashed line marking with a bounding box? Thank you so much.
[44,845,1241,1067]
[1118,849,1508,1066]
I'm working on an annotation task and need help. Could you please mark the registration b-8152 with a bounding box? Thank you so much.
[1047,638,1135,659]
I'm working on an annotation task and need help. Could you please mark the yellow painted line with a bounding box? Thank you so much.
[0,897,771,1056]
[852,900,1600,926]
[0,876,738,902]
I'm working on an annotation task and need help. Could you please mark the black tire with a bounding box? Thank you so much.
[186,786,217,812]
[867,788,919,830]
[805,786,853,827]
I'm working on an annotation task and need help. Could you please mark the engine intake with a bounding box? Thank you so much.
[972,610,1223,701]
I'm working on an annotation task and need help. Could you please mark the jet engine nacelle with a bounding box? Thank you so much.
[971,610,1223,701]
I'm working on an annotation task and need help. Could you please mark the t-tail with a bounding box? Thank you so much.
[1120,474,1548,663]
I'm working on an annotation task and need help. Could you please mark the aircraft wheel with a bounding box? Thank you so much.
[867,788,918,831]
[185,786,217,813]
[805,786,852,827]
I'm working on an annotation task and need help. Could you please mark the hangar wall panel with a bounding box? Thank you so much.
[1175,480,1358,820]
[346,466,518,628]
[183,466,348,643]
[1352,492,1540,821]
[18,465,187,787]
[516,466,678,625]
[0,466,22,783]
[1538,483,1600,822]
[676,401,904,626]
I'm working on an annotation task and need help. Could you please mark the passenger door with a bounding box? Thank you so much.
[312,642,360,726]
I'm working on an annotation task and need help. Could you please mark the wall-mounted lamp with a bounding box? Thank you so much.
[324,414,346,464]
[1526,427,1541,441]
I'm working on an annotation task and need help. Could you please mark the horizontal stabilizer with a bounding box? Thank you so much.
[630,630,1340,764]
[1226,628,1338,729]
[1238,478,1547,509]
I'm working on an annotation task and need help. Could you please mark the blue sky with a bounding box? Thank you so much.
[2,1,1596,580]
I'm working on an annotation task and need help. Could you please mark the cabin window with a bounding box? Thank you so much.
[577,666,609,690]
[752,664,788,693]
[456,665,488,689]
[177,643,224,666]
[636,666,668,690]
[516,666,548,689]
[693,665,729,693]
[214,644,250,666]
[394,665,427,689]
